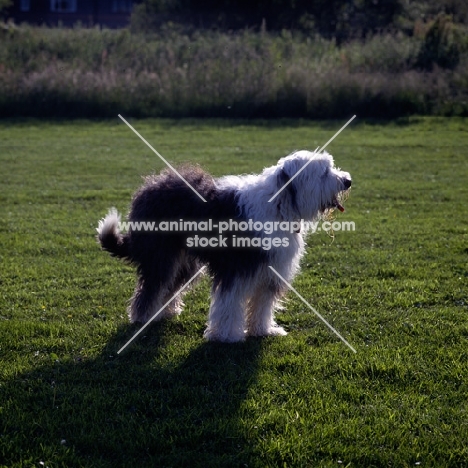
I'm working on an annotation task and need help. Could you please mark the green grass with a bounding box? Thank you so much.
[0,117,467,467]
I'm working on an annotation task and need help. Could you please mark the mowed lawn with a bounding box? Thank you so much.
[0,117,467,467]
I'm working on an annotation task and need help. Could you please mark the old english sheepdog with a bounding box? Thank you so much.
[97,150,351,342]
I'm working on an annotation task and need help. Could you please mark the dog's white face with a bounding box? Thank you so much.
[277,150,351,220]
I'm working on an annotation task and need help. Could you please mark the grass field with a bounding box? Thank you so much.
[0,117,467,467]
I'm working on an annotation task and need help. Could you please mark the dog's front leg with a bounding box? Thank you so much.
[246,286,287,337]
[203,279,249,343]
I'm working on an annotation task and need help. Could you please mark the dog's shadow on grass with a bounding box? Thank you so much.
[2,321,265,467]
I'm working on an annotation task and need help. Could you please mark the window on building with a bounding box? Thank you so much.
[50,0,77,13]
[20,0,31,11]
[112,0,133,13]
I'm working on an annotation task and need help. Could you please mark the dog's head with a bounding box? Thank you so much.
[275,150,351,220]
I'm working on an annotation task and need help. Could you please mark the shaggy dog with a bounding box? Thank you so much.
[97,150,351,342]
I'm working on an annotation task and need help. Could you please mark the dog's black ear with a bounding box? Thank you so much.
[277,168,299,215]
[277,168,289,190]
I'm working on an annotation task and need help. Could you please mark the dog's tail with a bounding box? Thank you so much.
[96,208,131,260]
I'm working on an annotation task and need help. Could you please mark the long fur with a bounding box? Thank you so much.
[97,151,351,342]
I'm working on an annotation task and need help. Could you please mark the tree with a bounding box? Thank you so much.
[133,0,403,39]
[416,14,461,70]
[0,0,12,14]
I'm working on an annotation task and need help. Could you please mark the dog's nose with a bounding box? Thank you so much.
[343,178,352,189]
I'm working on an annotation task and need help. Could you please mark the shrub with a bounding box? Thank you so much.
[416,15,461,70]
[0,25,467,118]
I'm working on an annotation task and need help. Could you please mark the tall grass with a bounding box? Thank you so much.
[0,24,467,118]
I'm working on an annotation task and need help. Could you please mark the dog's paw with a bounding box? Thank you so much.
[156,307,182,320]
[268,326,288,336]
[248,325,288,337]
[128,310,150,324]
[203,328,246,343]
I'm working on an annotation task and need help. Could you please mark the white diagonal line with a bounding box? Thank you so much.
[117,266,206,354]
[118,114,207,203]
[267,146,320,202]
[315,114,356,155]
[268,266,357,353]
[268,115,356,203]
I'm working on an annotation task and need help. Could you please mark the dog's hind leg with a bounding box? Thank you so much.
[160,256,203,318]
[203,277,251,343]
[128,274,162,324]
[128,252,179,324]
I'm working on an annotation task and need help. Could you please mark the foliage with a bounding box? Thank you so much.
[0,0,11,14]
[134,0,403,39]
[416,14,462,70]
[132,0,468,38]
[400,0,468,25]
[0,0,467,119]
[0,25,467,119]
